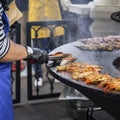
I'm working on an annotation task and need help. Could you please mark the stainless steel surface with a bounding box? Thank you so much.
[59,85,90,100]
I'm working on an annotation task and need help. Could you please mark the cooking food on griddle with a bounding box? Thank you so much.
[97,78,120,91]
[71,71,95,81]
[104,78,120,91]
[49,52,72,61]
[75,35,120,51]
[56,62,103,81]
[60,54,76,66]
[85,73,112,85]
[49,52,63,57]
[57,62,103,73]
[56,62,120,92]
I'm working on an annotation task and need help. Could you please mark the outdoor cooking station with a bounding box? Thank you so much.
[47,40,120,120]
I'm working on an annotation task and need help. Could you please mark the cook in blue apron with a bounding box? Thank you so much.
[0,11,14,120]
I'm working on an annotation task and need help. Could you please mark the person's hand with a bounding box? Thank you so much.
[24,47,48,64]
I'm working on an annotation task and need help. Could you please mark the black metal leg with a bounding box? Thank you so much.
[87,107,94,120]
[35,78,40,95]
[46,69,55,94]
[34,63,41,95]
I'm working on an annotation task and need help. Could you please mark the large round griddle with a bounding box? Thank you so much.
[48,41,120,120]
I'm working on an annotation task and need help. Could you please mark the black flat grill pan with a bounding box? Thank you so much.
[48,41,120,120]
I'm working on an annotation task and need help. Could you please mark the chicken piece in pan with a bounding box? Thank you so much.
[71,71,95,81]
[104,78,120,91]
[85,73,112,85]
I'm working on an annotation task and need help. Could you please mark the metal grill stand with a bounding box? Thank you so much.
[59,85,94,120]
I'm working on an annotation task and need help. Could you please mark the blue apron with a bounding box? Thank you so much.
[0,11,14,120]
